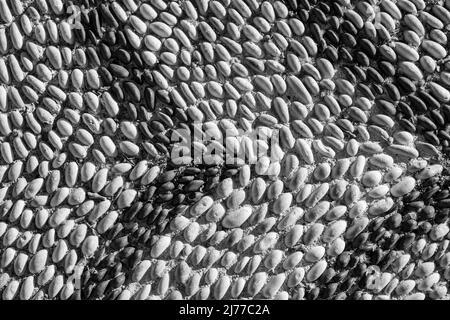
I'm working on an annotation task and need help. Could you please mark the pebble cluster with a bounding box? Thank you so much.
[0,0,450,300]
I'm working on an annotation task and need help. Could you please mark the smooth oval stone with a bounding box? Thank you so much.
[393,131,414,145]
[283,252,303,270]
[222,207,253,228]
[416,164,443,180]
[327,238,345,257]
[345,217,369,240]
[306,260,327,282]
[262,273,286,298]
[369,154,394,168]
[205,203,226,223]
[287,267,305,288]
[272,193,293,214]
[362,171,382,187]
[322,220,347,243]
[368,197,394,216]
[216,178,233,198]
[430,224,450,241]
[415,262,435,278]
[304,246,325,263]
[384,167,403,183]
[190,196,214,217]
[390,176,416,197]
[395,280,416,296]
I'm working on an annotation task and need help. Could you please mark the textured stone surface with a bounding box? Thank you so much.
[0,0,449,301]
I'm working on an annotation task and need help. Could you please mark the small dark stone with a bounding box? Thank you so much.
[396,77,416,95]
[352,291,364,300]
[310,23,323,43]
[359,39,377,58]
[119,246,135,262]
[184,180,204,192]
[380,251,397,272]
[352,262,367,278]
[143,87,156,110]
[342,66,357,84]
[340,32,357,47]
[71,290,82,300]
[76,26,88,43]
[324,46,339,63]
[322,283,338,299]
[383,233,400,250]
[91,280,110,300]
[131,51,144,69]
[92,266,106,283]
[336,252,352,269]
[328,16,340,30]
[355,51,370,67]
[311,8,327,23]
[386,213,402,229]
[104,289,122,300]
[376,99,396,116]
[357,83,375,100]
[352,232,369,249]
[417,115,438,131]
[377,25,391,41]
[396,233,416,251]
[111,235,129,250]
[113,49,131,64]
[124,102,138,120]
[342,19,358,35]
[108,273,126,291]
[379,61,396,77]
[397,101,414,119]
[398,118,416,133]
[420,205,436,220]
[100,4,119,28]
[123,201,143,222]
[338,277,355,292]
[371,83,384,96]
[86,47,101,68]
[332,270,349,283]
[139,229,152,244]
[370,217,385,232]
[116,30,127,47]
[331,2,343,17]
[423,131,441,146]
[435,209,449,223]
[431,109,445,127]
[338,47,353,62]
[99,43,112,61]
[369,248,384,265]
[350,65,367,81]
[385,83,401,101]
[324,30,339,45]
[317,2,330,14]
[81,268,91,287]
[334,292,347,300]
[106,223,124,241]
[436,191,450,202]
[82,282,96,300]
[306,287,320,300]
[403,190,421,203]
[418,90,440,110]
[298,9,309,21]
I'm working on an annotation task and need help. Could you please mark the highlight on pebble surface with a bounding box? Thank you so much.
[0,0,449,302]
